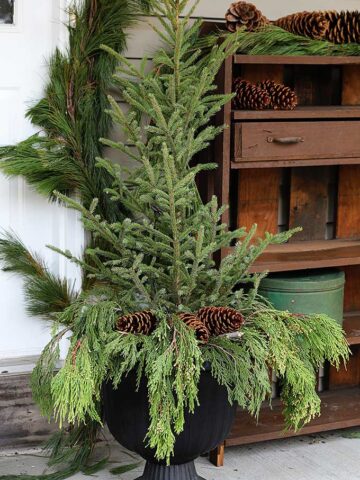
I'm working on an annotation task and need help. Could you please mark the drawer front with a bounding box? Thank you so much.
[234,121,360,162]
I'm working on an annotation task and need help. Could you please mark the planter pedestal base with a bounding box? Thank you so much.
[137,460,205,480]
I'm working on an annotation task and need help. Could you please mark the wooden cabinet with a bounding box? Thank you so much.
[206,48,360,467]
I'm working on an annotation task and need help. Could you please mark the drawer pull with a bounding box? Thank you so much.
[267,136,304,145]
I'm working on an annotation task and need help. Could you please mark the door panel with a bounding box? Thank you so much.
[0,0,82,361]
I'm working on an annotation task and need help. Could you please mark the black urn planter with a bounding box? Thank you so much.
[103,367,237,480]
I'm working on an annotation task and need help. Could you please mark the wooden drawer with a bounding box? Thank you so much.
[233,121,360,163]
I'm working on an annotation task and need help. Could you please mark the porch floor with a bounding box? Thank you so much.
[1,430,359,480]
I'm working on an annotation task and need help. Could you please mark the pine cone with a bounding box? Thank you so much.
[180,313,210,343]
[233,79,271,110]
[258,80,298,111]
[197,307,245,336]
[273,11,329,40]
[225,1,269,33]
[324,11,360,44]
[116,311,157,335]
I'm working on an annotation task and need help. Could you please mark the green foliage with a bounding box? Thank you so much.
[235,25,360,56]
[0,0,151,478]
[0,0,351,474]
[0,0,145,222]
[0,232,76,320]
[38,0,349,465]
[110,463,141,475]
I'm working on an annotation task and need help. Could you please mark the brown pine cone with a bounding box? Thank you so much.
[225,1,269,33]
[258,80,298,111]
[116,311,157,335]
[233,79,271,110]
[273,11,329,40]
[324,11,360,44]
[197,307,245,337]
[180,313,210,343]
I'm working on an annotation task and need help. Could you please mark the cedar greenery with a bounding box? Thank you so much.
[0,0,351,476]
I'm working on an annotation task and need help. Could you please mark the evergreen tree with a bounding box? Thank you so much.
[0,0,350,476]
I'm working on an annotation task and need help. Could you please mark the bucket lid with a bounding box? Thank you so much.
[259,269,345,293]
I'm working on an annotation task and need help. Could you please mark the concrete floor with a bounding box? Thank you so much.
[1,430,360,480]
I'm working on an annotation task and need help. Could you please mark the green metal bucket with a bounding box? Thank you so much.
[258,269,345,325]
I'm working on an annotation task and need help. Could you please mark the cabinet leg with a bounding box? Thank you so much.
[209,443,225,467]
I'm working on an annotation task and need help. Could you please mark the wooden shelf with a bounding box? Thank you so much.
[226,387,360,447]
[230,239,360,273]
[232,106,360,121]
[234,54,360,65]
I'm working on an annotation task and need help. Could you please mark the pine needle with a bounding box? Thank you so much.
[236,25,360,57]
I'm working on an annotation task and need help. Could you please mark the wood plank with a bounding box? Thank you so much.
[232,106,360,121]
[223,239,360,273]
[344,311,360,345]
[0,373,57,449]
[289,167,330,242]
[342,267,360,313]
[214,56,233,231]
[234,55,360,66]
[209,444,225,467]
[226,388,360,447]
[237,169,281,239]
[240,64,283,84]
[329,350,360,389]
[342,65,360,106]
[231,157,360,169]
[337,166,360,239]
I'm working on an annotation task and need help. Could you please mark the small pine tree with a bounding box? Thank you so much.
[0,0,350,474]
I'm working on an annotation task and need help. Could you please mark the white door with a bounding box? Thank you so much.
[0,0,81,365]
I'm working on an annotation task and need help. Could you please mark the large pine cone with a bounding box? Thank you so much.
[258,80,298,111]
[197,307,245,336]
[116,311,157,335]
[180,313,210,343]
[225,1,269,33]
[234,79,271,110]
[324,11,360,44]
[274,11,329,40]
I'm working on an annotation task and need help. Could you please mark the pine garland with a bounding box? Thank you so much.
[233,25,360,56]
[0,0,150,222]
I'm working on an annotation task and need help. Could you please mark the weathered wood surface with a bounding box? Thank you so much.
[342,65,360,106]
[240,64,283,84]
[0,373,57,449]
[225,388,360,448]
[234,121,360,162]
[337,166,360,240]
[237,169,280,239]
[289,167,330,242]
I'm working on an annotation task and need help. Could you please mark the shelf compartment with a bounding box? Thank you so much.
[232,106,360,121]
[234,55,360,65]
[344,312,360,346]
[224,239,360,273]
[226,387,360,447]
